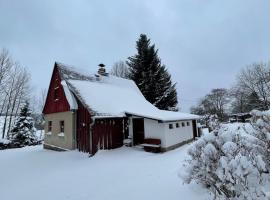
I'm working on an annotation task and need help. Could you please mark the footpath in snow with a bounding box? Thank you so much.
[0,144,210,200]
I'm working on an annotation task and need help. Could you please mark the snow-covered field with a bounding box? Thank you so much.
[0,144,210,200]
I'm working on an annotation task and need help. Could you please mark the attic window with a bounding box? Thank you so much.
[48,121,52,132]
[169,124,173,129]
[54,87,59,100]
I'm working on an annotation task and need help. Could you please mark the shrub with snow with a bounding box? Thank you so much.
[199,114,220,132]
[0,138,11,150]
[9,101,38,146]
[251,110,270,167]
[182,123,268,200]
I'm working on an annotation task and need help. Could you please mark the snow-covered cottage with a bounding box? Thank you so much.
[43,62,199,155]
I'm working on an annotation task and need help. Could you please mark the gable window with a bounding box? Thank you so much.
[48,121,52,132]
[169,124,173,129]
[187,122,190,126]
[176,123,179,128]
[60,121,64,132]
[182,122,185,127]
[54,87,59,100]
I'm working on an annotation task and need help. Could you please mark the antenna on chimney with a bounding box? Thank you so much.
[97,63,108,76]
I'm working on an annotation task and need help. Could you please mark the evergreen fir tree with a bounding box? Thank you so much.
[127,34,178,110]
[10,101,37,146]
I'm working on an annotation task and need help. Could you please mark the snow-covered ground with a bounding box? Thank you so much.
[0,144,210,200]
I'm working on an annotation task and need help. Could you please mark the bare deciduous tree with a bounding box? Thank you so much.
[237,62,270,110]
[191,88,229,121]
[110,61,130,78]
[0,49,13,117]
[0,49,30,139]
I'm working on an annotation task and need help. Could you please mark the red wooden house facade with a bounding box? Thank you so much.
[43,63,127,155]
[43,62,199,155]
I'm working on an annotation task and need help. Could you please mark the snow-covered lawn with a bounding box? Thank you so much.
[0,144,210,200]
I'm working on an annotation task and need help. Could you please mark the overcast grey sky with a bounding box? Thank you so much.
[0,0,270,112]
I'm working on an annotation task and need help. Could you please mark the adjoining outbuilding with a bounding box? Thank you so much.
[43,62,200,155]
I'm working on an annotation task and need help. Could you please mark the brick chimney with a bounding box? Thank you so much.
[98,63,107,76]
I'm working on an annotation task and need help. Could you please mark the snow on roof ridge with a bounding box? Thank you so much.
[55,62,199,121]
[56,62,133,83]
[56,62,97,82]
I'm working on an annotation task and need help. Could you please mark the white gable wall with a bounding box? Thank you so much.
[129,116,196,150]
[163,120,194,148]
[144,118,166,147]
[143,119,195,149]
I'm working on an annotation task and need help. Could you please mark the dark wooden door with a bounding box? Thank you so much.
[192,120,198,139]
[133,118,145,145]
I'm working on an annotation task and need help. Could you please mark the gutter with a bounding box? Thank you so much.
[126,112,199,123]
[71,109,77,149]
[157,118,200,123]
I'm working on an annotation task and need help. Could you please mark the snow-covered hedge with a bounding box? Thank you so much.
[182,123,269,200]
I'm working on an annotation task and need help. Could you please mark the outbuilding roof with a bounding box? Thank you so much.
[56,62,199,122]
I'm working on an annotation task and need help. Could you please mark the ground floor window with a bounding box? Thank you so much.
[48,121,52,132]
[169,124,173,129]
[60,121,65,132]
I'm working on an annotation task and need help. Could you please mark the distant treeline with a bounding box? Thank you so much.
[191,62,270,122]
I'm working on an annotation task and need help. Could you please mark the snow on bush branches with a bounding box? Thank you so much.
[182,123,269,200]
[251,110,270,167]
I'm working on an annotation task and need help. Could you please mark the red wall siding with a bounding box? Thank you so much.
[44,65,126,155]
[43,66,70,114]
[76,100,91,153]
[92,118,125,155]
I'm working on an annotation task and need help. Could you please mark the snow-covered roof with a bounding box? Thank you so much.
[56,62,199,122]
[61,80,78,110]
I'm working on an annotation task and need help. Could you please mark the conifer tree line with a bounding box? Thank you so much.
[191,62,270,122]
[111,34,178,111]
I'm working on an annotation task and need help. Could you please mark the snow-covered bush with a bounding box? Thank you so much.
[198,114,220,132]
[182,123,268,200]
[0,138,11,150]
[251,110,270,167]
[208,114,220,131]
[9,102,38,146]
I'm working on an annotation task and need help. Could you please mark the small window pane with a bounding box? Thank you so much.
[60,121,64,132]
[169,124,173,129]
[48,121,52,132]
[54,88,59,100]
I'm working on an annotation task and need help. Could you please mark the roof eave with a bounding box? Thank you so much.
[125,112,200,123]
